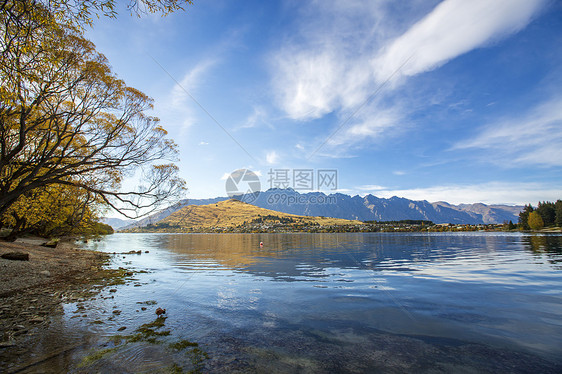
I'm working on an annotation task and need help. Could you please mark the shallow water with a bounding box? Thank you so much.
[4,232,562,373]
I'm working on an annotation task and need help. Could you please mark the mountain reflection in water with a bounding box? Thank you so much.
[3,232,561,373]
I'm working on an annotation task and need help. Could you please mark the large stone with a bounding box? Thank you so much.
[1,252,29,261]
[42,239,58,248]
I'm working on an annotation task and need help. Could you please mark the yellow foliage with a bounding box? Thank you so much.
[0,0,186,224]
[1,184,102,237]
[528,211,544,231]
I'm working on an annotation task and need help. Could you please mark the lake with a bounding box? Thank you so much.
[8,232,562,372]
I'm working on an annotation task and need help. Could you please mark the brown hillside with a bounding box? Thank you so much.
[159,199,361,229]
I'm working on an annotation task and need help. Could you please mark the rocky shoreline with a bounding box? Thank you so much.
[0,237,128,370]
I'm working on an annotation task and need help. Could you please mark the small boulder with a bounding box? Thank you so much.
[1,252,29,261]
[42,239,59,248]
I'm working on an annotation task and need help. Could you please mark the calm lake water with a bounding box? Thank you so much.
[6,232,562,373]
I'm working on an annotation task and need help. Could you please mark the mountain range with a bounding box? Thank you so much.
[117,189,523,230]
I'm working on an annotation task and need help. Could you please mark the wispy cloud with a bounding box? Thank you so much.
[454,97,562,167]
[270,0,389,121]
[171,59,217,108]
[365,182,560,205]
[154,59,218,135]
[237,106,271,129]
[326,105,405,148]
[265,150,279,165]
[374,0,545,82]
[357,184,387,191]
[270,0,546,153]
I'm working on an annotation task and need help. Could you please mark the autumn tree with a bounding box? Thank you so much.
[0,185,103,240]
[527,211,544,231]
[0,0,189,230]
[1,0,192,28]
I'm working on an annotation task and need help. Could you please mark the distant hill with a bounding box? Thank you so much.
[102,217,132,230]
[119,189,523,230]
[434,202,523,225]
[125,199,361,232]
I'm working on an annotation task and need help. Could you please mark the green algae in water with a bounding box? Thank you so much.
[128,316,170,344]
[78,347,117,368]
[78,316,208,372]
[187,347,210,373]
[137,300,158,305]
[169,339,198,350]
[168,363,184,374]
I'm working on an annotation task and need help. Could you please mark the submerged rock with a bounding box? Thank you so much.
[155,307,166,316]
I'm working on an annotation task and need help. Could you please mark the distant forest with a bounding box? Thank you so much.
[518,201,562,230]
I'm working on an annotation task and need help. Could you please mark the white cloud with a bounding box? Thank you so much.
[454,97,562,167]
[171,59,216,108]
[270,0,545,152]
[265,151,279,165]
[270,1,388,121]
[330,188,353,194]
[374,0,545,82]
[221,167,262,180]
[368,182,560,205]
[155,59,217,136]
[329,106,404,147]
[198,141,209,146]
[393,171,406,176]
[238,106,271,129]
[357,184,387,191]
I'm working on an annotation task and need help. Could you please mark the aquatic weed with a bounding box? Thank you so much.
[78,315,209,372]
[169,339,198,350]
[78,347,117,368]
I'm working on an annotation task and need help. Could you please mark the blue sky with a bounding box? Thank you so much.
[86,0,562,206]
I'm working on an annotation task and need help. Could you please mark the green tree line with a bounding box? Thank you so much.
[518,200,562,230]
